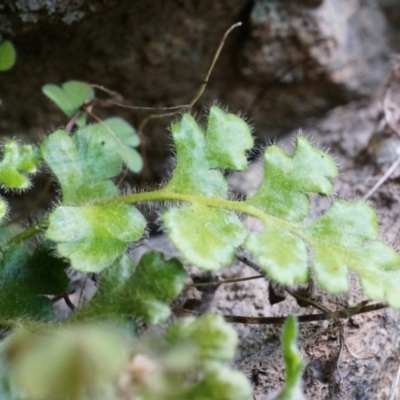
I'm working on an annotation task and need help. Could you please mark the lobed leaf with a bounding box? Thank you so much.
[80,117,142,173]
[204,106,253,171]
[231,139,400,306]
[245,137,338,222]
[162,205,246,270]
[166,106,253,198]
[298,200,400,304]
[74,251,186,324]
[245,222,309,286]
[0,243,69,321]
[161,108,400,306]
[42,81,94,126]
[0,140,40,190]
[46,203,146,273]
[41,128,121,204]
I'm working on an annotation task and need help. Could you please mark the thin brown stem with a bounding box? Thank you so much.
[190,274,264,288]
[174,301,387,325]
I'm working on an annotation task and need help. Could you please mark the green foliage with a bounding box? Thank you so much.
[41,123,145,271]
[0,242,69,322]
[46,203,146,272]
[162,205,246,270]
[41,128,121,204]
[0,139,40,224]
[157,107,400,306]
[166,108,253,197]
[42,81,94,126]
[75,251,187,324]
[92,117,142,173]
[0,140,40,190]
[0,315,251,400]
[273,315,306,400]
[0,35,16,72]
[42,81,142,172]
[245,137,337,221]
[0,99,399,399]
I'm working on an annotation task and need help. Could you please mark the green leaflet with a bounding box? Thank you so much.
[161,106,252,269]
[0,243,69,322]
[166,106,253,198]
[245,137,338,222]
[42,81,94,126]
[245,168,400,305]
[74,252,186,324]
[0,35,16,71]
[245,222,309,285]
[273,315,306,400]
[162,205,246,270]
[204,106,253,171]
[80,117,142,173]
[41,129,121,205]
[46,203,146,272]
[42,120,145,272]
[300,200,400,302]
[0,140,40,190]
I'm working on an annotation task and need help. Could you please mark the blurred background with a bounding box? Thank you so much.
[1,0,400,182]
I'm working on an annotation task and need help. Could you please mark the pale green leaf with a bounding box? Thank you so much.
[80,117,142,173]
[303,200,378,247]
[246,137,338,222]
[162,204,247,270]
[166,107,253,198]
[0,140,40,189]
[102,117,140,147]
[238,137,400,305]
[46,203,146,272]
[41,129,121,204]
[245,223,309,285]
[166,114,227,198]
[300,200,400,305]
[42,81,94,120]
[0,38,16,71]
[204,106,253,171]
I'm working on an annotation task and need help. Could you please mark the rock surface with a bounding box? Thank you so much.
[1,0,400,180]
